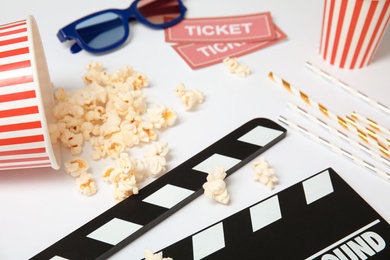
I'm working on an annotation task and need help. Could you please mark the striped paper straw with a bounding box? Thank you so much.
[268,72,390,158]
[350,111,390,138]
[287,102,390,168]
[319,0,390,69]
[344,115,390,148]
[278,115,390,182]
[305,61,390,116]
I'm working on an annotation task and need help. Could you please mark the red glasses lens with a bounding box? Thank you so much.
[137,0,182,25]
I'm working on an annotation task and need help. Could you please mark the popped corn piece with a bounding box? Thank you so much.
[106,139,126,159]
[80,121,94,140]
[48,123,60,144]
[117,153,133,174]
[128,157,147,182]
[202,166,230,204]
[147,105,177,129]
[174,83,204,110]
[70,145,83,155]
[192,89,204,104]
[60,130,84,152]
[137,121,157,143]
[60,115,84,134]
[112,99,131,117]
[235,64,250,77]
[57,121,67,134]
[52,102,72,119]
[64,157,89,177]
[252,157,278,190]
[101,165,119,182]
[111,121,139,148]
[83,62,105,84]
[106,155,146,202]
[75,173,97,196]
[84,106,105,123]
[99,113,121,138]
[90,136,108,160]
[145,141,169,158]
[54,87,67,103]
[132,73,149,89]
[131,90,147,114]
[109,169,123,184]
[181,91,198,110]
[174,83,186,97]
[71,89,97,110]
[86,61,104,73]
[113,188,132,203]
[223,56,239,72]
[223,57,251,77]
[144,249,173,260]
[116,174,139,196]
[119,65,135,79]
[124,110,143,126]
[88,82,107,104]
[146,155,167,178]
[144,142,169,178]
[74,106,85,119]
[116,153,145,179]
[144,141,170,177]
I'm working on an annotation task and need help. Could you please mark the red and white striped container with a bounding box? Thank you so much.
[0,16,60,171]
[320,0,390,69]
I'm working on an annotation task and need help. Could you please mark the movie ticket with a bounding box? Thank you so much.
[165,13,276,43]
[172,25,287,69]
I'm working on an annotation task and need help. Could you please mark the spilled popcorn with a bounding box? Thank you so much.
[64,157,89,178]
[223,57,250,77]
[64,157,97,196]
[144,141,170,178]
[144,249,173,260]
[49,62,178,199]
[175,83,204,110]
[252,157,278,190]
[202,166,230,204]
[102,152,147,203]
[75,173,98,196]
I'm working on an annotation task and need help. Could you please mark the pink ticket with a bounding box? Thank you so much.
[172,25,287,69]
[165,12,276,43]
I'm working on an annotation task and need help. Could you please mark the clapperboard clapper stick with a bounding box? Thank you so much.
[155,168,390,259]
[31,118,287,260]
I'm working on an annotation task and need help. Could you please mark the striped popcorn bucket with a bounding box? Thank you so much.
[320,0,390,69]
[0,16,60,170]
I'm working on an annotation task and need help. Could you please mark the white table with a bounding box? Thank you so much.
[1,0,389,259]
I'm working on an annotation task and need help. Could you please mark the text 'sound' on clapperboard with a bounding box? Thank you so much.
[31,118,287,259]
[153,168,390,260]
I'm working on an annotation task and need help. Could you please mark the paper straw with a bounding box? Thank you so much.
[278,115,390,182]
[350,111,390,138]
[268,72,390,158]
[287,102,390,168]
[344,115,390,149]
[304,61,390,116]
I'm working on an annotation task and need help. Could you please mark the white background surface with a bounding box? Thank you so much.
[1,0,390,259]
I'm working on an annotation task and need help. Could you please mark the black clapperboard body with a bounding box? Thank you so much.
[155,168,390,259]
[31,118,287,259]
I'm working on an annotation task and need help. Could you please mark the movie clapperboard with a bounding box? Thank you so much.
[31,118,287,259]
[154,168,390,259]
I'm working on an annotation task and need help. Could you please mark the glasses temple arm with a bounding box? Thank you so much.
[138,1,184,18]
[70,42,83,54]
[137,0,181,13]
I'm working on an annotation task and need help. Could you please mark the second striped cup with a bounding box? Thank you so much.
[320,0,390,69]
